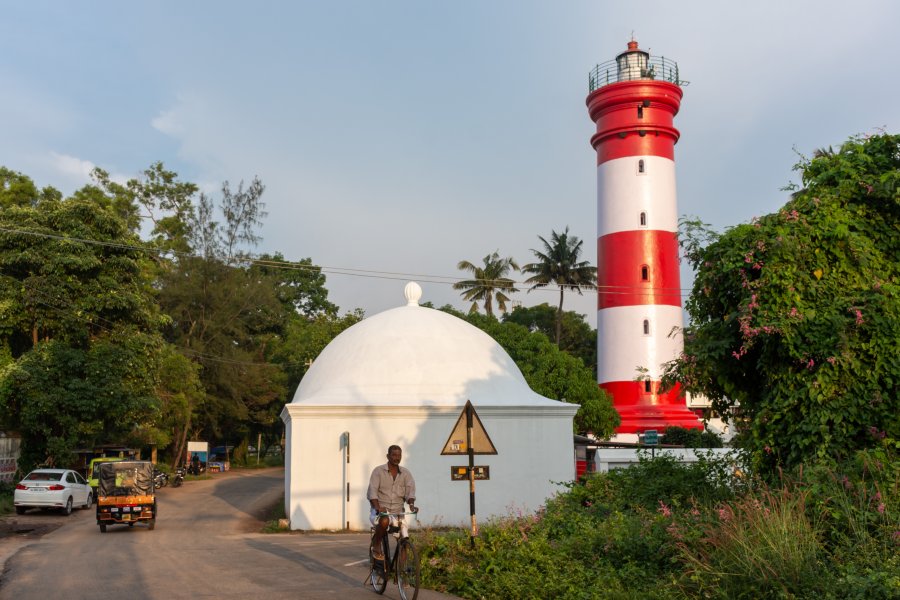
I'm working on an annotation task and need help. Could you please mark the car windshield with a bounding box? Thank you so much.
[24,471,63,481]
[91,458,121,479]
[98,461,153,496]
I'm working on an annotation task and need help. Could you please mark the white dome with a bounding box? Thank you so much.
[292,289,562,408]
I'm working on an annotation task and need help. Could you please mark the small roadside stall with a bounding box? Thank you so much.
[186,441,208,474]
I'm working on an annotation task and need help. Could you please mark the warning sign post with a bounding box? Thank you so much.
[441,400,497,547]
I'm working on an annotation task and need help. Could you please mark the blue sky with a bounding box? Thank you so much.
[2,1,898,324]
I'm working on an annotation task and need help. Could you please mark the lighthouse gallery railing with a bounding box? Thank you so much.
[588,57,684,93]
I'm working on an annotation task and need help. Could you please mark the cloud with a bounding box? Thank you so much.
[48,152,130,189]
[50,152,97,182]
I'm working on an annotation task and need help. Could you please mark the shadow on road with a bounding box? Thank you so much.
[244,537,363,588]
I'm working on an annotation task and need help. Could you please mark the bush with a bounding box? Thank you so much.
[662,426,724,448]
[418,447,899,599]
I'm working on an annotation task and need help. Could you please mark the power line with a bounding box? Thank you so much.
[0,225,696,296]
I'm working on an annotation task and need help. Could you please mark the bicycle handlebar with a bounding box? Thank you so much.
[376,510,419,517]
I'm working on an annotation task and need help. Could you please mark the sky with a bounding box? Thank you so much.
[2,1,898,325]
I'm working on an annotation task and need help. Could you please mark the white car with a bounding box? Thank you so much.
[14,469,93,515]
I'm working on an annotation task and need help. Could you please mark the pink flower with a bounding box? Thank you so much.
[790,307,799,318]
[827,357,837,365]
[764,445,772,454]
[877,503,886,514]
[807,358,815,370]
[855,309,864,325]
[658,501,672,517]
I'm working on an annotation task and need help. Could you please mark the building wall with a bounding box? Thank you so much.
[282,405,577,530]
[0,435,21,483]
[594,447,738,472]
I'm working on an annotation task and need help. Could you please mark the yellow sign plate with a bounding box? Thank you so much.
[440,400,498,455]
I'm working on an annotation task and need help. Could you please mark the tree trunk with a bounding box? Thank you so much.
[555,288,564,346]
[172,412,192,468]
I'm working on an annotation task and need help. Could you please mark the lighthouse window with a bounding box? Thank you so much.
[641,265,649,281]
[638,159,645,174]
[643,319,650,335]
[644,380,652,393]
[637,105,644,119]
[640,211,647,226]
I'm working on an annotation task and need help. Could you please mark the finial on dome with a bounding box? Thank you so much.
[404,281,422,306]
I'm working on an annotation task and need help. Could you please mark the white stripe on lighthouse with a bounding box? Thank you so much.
[597,304,684,383]
[597,155,678,237]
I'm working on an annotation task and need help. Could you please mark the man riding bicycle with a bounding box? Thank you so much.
[367,445,417,560]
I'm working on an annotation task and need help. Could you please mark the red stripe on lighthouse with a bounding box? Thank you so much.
[597,230,682,308]
[586,80,682,164]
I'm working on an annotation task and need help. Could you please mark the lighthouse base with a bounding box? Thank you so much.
[600,381,702,434]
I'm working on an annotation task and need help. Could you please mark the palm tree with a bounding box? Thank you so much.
[453,251,520,317]
[522,227,596,345]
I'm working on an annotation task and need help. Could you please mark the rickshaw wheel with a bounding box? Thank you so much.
[99,524,107,533]
[148,518,156,531]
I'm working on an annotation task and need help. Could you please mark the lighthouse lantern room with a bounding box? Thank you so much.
[586,40,701,435]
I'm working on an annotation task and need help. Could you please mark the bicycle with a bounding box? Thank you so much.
[367,511,420,600]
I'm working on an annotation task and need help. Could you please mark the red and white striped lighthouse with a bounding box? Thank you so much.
[586,40,701,434]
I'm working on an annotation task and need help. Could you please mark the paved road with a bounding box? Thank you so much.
[0,468,458,600]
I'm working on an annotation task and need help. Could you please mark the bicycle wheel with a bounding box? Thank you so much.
[396,539,420,600]
[368,534,388,594]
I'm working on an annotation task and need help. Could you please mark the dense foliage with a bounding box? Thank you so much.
[503,303,597,376]
[666,133,900,470]
[0,176,170,467]
[0,164,350,471]
[420,442,900,599]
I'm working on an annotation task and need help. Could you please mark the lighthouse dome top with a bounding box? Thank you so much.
[291,282,566,409]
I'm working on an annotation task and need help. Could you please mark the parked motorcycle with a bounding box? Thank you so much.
[152,468,168,488]
[171,466,185,488]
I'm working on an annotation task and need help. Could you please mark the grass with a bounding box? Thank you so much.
[260,494,289,533]
[0,492,12,517]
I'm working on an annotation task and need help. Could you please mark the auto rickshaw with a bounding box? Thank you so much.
[96,460,156,532]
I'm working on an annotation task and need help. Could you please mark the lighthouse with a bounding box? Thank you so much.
[586,40,701,434]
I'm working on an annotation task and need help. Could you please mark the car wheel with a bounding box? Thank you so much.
[15,506,27,515]
[83,492,93,509]
[62,497,73,516]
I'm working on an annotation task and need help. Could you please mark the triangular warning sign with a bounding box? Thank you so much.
[440,400,498,455]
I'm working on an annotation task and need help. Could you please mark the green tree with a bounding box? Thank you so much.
[268,309,364,395]
[522,227,596,345]
[666,133,900,470]
[251,253,338,318]
[441,307,619,438]
[0,172,168,469]
[453,251,520,317]
[503,303,597,376]
[152,176,288,450]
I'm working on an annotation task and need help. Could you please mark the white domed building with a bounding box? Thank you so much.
[280,283,579,530]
